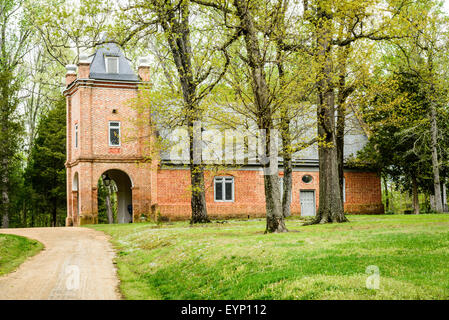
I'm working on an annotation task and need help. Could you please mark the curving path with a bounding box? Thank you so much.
[0,227,120,300]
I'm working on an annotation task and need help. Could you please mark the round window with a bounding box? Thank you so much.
[302,175,313,184]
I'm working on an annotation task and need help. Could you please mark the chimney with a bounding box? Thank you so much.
[138,57,151,82]
[65,64,77,86]
[77,54,90,79]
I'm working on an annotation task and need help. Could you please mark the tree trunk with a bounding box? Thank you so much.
[282,155,293,218]
[336,113,345,205]
[105,186,113,224]
[265,173,287,233]
[442,183,448,212]
[412,174,420,215]
[1,159,9,228]
[161,3,210,224]
[429,101,443,212]
[390,182,395,213]
[281,121,292,218]
[233,0,286,232]
[189,168,209,224]
[189,126,209,224]
[23,200,27,227]
[383,175,390,212]
[307,5,346,225]
[274,3,292,219]
[263,128,286,233]
[52,198,57,227]
[430,194,436,212]
[188,117,209,224]
[336,46,350,205]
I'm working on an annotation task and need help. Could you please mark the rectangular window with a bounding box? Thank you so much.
[109,121,120,146]
[74,124,78,148]
[214,176,234,202]
[343,177,346,203]
[105,56,119,73]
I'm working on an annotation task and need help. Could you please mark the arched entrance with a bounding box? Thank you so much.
[98,169,133,224]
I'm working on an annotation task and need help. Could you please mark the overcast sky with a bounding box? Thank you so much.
[443,0,449,13]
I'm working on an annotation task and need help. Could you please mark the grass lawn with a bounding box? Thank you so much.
[0,234,43,276]
[88,214,449,300]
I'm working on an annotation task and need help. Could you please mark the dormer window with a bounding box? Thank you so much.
[105,56,119,73]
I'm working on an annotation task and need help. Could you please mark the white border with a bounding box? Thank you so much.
[105,56,119,74]
[108,121,121,147]
[214,176,235,202]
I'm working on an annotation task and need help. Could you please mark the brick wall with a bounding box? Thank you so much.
[156,167,384,220]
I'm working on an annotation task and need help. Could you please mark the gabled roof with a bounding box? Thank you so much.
[89,42,139,81]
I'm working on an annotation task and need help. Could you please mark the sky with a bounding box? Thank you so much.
[444,0,449,14]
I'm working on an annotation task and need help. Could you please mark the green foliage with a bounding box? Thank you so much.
[25,96,67,227]
[97,178,118,224]
[355,0,449,195]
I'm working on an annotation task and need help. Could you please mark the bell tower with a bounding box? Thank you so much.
[64,43,156,226]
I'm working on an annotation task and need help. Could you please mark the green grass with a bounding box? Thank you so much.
[0,234,44,276]
[88,214,449,300]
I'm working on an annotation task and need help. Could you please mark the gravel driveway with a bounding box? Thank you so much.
[0,227,120,300]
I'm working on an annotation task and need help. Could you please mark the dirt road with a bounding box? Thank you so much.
[0,227,120,300]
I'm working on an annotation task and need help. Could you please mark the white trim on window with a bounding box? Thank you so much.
[214,176,235,202]
[343,176,346,203]
[74,124,78,148]
[105,56,119,74]
[109,121,121,147]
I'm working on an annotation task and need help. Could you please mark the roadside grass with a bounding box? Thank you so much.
[88,214,449,300]
[0,234,43,276]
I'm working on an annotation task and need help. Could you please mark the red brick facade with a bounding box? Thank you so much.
[64,55,383,226]
[156,168,383,220]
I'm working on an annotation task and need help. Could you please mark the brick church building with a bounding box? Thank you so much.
[64,43,383,226]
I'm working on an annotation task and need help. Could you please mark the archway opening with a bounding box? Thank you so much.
[97,169,133,224]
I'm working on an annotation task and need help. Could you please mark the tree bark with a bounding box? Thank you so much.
[383,175,390,212]
[281,142,293,218]
[233,0,286,232]
[189,122,209,224]
[412,174,420,215]
[1,159,9,228]
[52,198,57,227]
[442,183,448,212]
[390,182,395,213]
[276,32,292,218]
[105,186,113,224]
[336,46,350,205]
[263,127,286,233]
[429,100,443,212]
[306,5,346,225]
[159,2,210,224]
[265,173,287,233]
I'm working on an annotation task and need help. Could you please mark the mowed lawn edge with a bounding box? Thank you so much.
[0,234,44,276]
[88,214,449,300]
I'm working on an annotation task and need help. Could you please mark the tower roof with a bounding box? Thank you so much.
[89,42,139,81]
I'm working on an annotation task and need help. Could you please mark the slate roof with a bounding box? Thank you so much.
[158,117,369,167]
[89,42,139,81]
